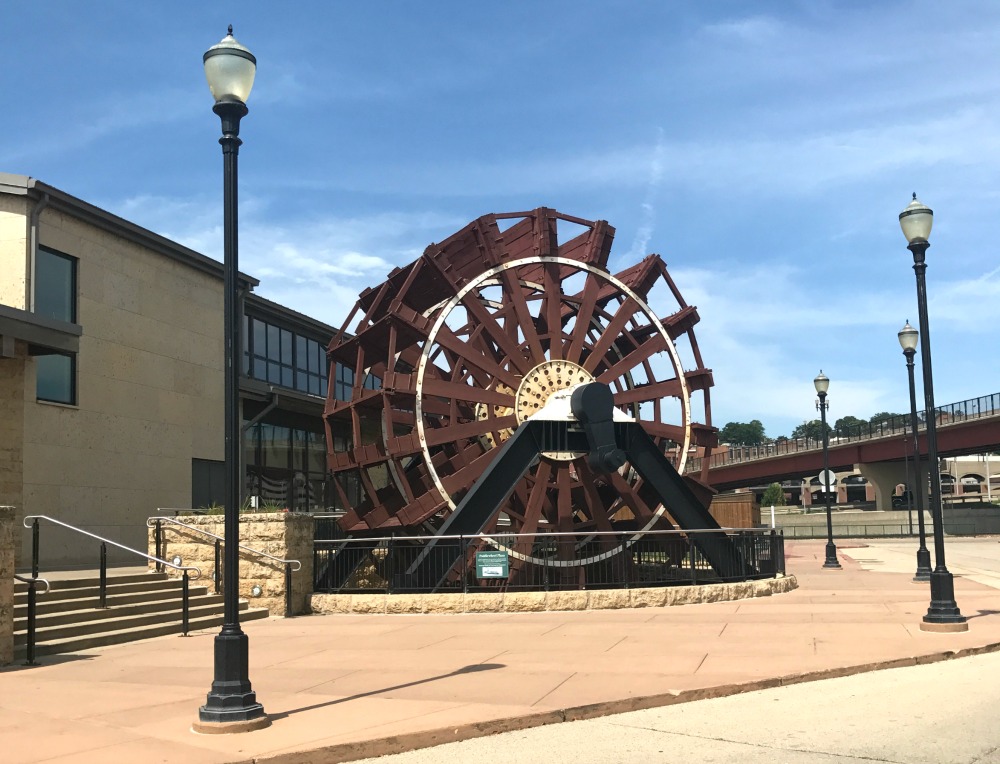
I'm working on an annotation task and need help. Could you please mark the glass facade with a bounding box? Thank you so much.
[239,308,382,513]
[243,315,328,397]
[244,422,330,512]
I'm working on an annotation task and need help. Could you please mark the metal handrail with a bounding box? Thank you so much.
[23,515,202,578]
[146,516,302,571]
[313,527,767,545]
[14,572,51,594]
[14,573,50,665]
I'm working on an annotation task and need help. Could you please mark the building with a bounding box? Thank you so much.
[0,174,344,568]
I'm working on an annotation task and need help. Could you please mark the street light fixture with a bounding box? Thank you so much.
[897,321,931,581]
[814,371,841,569]
[898,194,967,632]
[196,26,270,730]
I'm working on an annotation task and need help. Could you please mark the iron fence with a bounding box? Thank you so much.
[314,528,784,594]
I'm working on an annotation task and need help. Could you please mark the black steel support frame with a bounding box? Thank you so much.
[904,345,932,581]
[817,392,841,569]
[908,239,965,625]
[402,383,751,589]
[198,98,267,725]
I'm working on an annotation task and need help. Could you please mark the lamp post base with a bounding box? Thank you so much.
[921,569,967,629]
[912,547,932,582]
[197,628,269,731]
[822,542,842,569]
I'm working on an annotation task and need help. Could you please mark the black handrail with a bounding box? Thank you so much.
[23,515,200,638]
[13,573,49,666]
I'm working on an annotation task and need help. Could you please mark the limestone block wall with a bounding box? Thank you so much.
[0,345,25,568]
[148,512,313,616]
[0,505,15,665]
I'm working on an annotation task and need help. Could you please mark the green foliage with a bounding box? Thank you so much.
[869,411,902,425]
[834,415,865,436]
[761,482,786,507]
[791,419,832,441]
[718,419,767,446]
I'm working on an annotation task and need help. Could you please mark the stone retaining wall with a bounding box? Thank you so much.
[0,505,14,665]
[312,574,797,615]
[148,512,313,616]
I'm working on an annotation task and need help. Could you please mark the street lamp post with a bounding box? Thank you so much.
[197,27,270,729]
[898,194,967,632]
[814,371,841,569]
[898,321,932,582]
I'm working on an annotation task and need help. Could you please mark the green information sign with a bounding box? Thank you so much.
[475,550,509,579]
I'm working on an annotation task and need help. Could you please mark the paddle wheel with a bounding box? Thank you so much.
[323,208,716,553]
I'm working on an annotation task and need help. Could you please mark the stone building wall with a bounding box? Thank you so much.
[0,505,14,665]
[21,203,225,568]
[148,512,313,616]
[0,345,25,568]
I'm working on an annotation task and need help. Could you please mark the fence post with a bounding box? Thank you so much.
[181,571,190,636]
[284,563,293,618]
[25,581,37,666]
[214,539,221,594]
[154,519,163,573]
[99,542,108,609]
[689,537,698,585]
[31,518,39,578]
[462,536,468,595]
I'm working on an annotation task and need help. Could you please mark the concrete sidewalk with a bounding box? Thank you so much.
[3,540,1000,764]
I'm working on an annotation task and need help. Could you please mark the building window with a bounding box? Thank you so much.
[36,352,76,404]
[245,316,328,396]
[35,247,77,323]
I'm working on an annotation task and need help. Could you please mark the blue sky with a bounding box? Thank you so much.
[3,1,999,438]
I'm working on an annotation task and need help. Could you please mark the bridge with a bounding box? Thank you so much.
[686,392,1000,509]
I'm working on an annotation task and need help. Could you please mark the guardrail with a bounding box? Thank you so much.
[314,528,784,594]
[687,391,1000,473]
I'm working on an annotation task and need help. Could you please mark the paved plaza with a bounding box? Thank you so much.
[2,538,1000,763]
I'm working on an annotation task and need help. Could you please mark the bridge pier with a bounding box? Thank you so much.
[857,461,927,511]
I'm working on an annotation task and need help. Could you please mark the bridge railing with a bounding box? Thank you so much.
[686,391,1000,474]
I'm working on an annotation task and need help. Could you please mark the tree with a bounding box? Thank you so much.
[869,411,902,425]
[718,420,767,446]
[761,482,786,507]
[834,415,865,437]
[791,419,831,441]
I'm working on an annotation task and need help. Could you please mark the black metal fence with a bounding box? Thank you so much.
[314,528,785,594]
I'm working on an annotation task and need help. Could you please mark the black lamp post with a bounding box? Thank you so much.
[898,321,932,582]
[197,27,270,729]
[814,371,841,569]
[898,194,967,632]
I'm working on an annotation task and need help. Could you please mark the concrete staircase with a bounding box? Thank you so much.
[13,570,269,660]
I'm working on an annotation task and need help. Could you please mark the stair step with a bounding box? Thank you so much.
[14,600,256,643]
[14,571,168,593]
[14,577,201,605]
[15,593,224,628]
[14,607,271,659]
[14,586,215,616]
